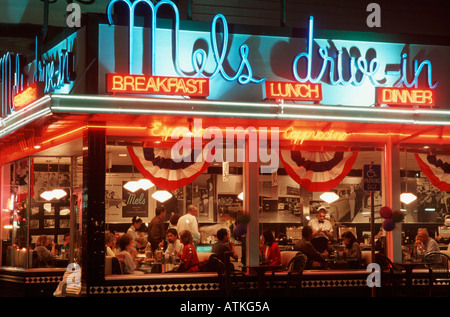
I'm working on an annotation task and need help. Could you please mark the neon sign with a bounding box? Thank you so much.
[13,82,44,111]
[1,42,75,118]
[106,74,209,97]
[292,16,438,89]
[264,81,322,101]
[106,0,264,85]
[284,126,349,145]
[376,87,435,106]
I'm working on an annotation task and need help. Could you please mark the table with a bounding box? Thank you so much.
[395,260,427,296]
[325,257,360,269]
[242,265,283,296]
[51,256,69,268]
[139,260,179,273]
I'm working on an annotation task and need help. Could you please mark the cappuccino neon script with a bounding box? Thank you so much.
[107,0,264,85]
[293,17,438,89]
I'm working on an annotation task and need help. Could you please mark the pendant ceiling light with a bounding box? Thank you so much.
[124,179,154,192]
[320,192,339,204]
[400,150,417,205]
[40,159,68,201]
[152,190,173,203]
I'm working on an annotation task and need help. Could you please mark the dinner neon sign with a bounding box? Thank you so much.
[376,87,435,106]
[106,73,209,97]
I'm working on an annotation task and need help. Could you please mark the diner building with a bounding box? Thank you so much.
[1,0,449,297]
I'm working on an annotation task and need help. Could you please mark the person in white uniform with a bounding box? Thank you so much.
[177,205,200,245]
[308,207,334,253]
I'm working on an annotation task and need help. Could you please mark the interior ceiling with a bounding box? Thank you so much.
[32,137,422,171]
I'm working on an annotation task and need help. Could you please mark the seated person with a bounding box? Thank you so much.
[165,228,183,258]
[415,228,440,255]
[115,233,143,274]
[260,230,281,266]
[294,226,327,269]
[178,230,201,272]
[212,228,238,265]
[34,235,57,267]
[309,207,334,253]
[342,231,362,267]
[58,233,70,254]
[134,237,148,255]
[105,232,116,257]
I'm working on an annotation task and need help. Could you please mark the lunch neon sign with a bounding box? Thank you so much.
[107,74,209,97]
[264,81,322,101]
[376,87,435,106]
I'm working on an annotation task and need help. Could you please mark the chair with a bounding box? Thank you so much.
[111,256,123,275]
[374,253,405,296]
[32,251,39,268]
[206,254,233,296]
[424,252,450,296]
[32,250,47,268]
[285,252,307,296]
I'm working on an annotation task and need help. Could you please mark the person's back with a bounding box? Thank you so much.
[295,227,326,269]
[177,205,200,244]
[35,245,54,265]
[148,206,166,251]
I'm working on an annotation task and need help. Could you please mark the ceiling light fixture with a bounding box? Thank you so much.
[400,150,417,205]
[320,192,339,204]
[152,190,172,203]
[123,179,154,192]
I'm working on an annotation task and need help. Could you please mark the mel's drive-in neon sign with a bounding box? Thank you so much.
[1,0,441,118]
[105,0,438,104]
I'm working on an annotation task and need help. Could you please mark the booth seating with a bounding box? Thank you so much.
[105,256,113,276]
[197,252,213,262]
[280,251,300,269]
[361,250,372,266]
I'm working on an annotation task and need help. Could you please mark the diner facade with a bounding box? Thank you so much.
[1,0,450,297]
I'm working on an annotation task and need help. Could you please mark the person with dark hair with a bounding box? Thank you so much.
[127,216,143,240]
[260,230,281,266]
[164,228,183,258]
[342,231,362,262]
[294,226,327,269]
[177,230,201,272]
[148,206,167,252]
[169,214,180,229]
[116,233,143,274]
[212,228,238,263]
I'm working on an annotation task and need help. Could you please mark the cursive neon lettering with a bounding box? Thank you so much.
[107,0,264,85]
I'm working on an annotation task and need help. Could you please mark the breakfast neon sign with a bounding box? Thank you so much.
[106,74,209,97]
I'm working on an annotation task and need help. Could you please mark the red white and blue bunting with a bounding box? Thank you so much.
[127,146,212,191]
[415,153,450,191]
[280,150,358,192]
